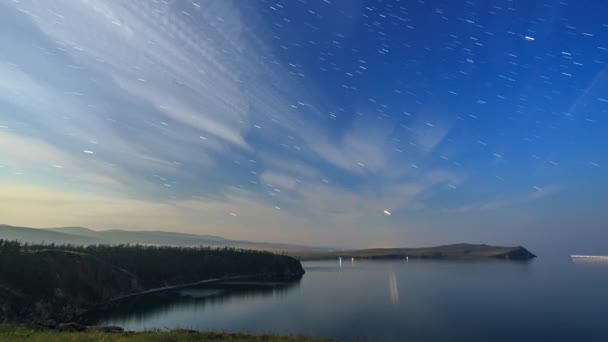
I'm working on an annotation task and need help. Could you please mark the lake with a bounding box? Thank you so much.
[93,254,608,341]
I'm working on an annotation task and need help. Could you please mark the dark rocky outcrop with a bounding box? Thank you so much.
[89,325,124,333]
[56,323,124,333]
[57,322,87,332]
[493,246,536,260]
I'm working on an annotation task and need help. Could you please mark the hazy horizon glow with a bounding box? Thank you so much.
[1,0,607,250]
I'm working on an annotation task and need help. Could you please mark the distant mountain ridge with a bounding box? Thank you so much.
[47,227,228,244]
[0,225,106,245]
[0,224,328,251]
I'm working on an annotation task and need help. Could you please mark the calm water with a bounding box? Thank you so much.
[94,255,608,341]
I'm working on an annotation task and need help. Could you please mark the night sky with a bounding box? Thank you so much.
[1,0,607,251]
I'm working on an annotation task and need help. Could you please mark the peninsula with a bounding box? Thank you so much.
[289,243,536,261]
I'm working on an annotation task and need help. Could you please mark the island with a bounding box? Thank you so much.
[288,243,536,261]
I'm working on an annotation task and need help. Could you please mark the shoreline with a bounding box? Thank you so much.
[82,274,302,326]
[106,274,256,303]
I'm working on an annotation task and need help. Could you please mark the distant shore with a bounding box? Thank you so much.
[289,243,536,261]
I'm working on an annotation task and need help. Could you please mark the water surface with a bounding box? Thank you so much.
[94,256,608,341]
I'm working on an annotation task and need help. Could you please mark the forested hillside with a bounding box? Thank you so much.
[0,240,304,324]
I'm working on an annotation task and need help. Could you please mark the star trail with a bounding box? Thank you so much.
[1,0,607,249]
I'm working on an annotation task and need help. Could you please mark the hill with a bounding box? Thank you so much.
[0,240,304,324]
[0,224,328,251]
[47,227,229,246]
[289,243,536,261]
[0,225,105,245]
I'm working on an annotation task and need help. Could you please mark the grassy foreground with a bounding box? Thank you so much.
[0,325,334,342]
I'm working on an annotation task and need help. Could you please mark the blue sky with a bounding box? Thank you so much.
[1,0,607,251]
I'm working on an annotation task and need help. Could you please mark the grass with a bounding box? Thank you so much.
[0,325,334,342]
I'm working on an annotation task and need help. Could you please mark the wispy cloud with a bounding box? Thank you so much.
[0,0,573,247]
[446,186,561,214]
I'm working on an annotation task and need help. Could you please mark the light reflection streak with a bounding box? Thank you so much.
[388,271,399,305]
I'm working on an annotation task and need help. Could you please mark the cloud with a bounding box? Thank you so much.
[111,76,251,150]
[0,1,488,247]
[0,182,319,244]
[259,171,298,190]
[0,129,129,191]
[27,0,252,148]
[446,186,561,213]
[259,153,322,180]
[526,185,561,200]
[409,116,451,152]
[0,60,203,182]
[297,117,399,175]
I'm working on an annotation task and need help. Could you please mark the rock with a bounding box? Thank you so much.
[174,329,197,334]
[498,246,537,260]
[57,322,87,331]
[89,325,124,333]
[36,319,57,329]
